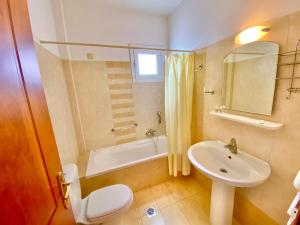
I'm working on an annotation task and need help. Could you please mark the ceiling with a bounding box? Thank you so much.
[92,0,183,16]
[169,0,300,50]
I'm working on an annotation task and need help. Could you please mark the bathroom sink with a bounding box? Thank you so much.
[188,141,271,225]
[188,141,271,187]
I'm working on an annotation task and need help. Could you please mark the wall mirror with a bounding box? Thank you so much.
[222,41,279,115]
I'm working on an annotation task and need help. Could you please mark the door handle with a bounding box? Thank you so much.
[57,172,71,209]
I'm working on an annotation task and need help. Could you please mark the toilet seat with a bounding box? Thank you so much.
[86,184,133,223]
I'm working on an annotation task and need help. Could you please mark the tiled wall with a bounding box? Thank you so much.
[35,43,80,164]
[198,10,300,224]
[62,59,165,152]
[191,53,206,144]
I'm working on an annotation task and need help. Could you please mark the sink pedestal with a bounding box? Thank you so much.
[188,141,271,225]
[210,180,235,225]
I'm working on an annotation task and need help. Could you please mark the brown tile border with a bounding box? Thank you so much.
[112,111,135,119]
[111,103,134,110]
[110,93,133,100]
[106,61,131,68]
[113,120,136,127]
[109,83,132,90]
[107,74,132,80]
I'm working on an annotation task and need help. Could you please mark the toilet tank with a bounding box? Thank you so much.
[63,164,82,220]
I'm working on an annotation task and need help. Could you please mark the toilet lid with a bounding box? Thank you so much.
[86,184,132,221]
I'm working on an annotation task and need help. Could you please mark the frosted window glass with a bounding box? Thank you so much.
[138,54,158,75]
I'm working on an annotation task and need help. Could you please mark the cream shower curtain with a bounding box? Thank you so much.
[165,54,194,177]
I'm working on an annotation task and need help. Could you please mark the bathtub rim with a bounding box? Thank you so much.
[85,136,168,179]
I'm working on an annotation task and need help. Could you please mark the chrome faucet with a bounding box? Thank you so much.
[145,129,156,137]
[224,138,238,154]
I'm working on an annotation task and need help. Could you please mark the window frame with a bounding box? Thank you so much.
[132,49,164,83]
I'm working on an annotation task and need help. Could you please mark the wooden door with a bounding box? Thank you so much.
[295,212,300,225]
[0,0,76,224]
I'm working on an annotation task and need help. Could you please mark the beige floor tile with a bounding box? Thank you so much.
[233,218,241,225]
[135,187,154,206]
[142,211,166,225]
[178,176,209,195]
[129,177,242,225]
[127,207,140,219]
[177,195,210,225]
[134,187,158,217]
[151,183,175,209]
[192,192,211,212]
[161,203,190,225]
[164,179,192,202]
[123,208,143,225]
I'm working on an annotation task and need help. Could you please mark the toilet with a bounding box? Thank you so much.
[63,164,133,225]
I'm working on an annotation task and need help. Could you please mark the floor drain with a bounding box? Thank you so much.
[220,168,228,173]
[145,207,156,217]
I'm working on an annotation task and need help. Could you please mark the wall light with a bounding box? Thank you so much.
[235,26,271,45]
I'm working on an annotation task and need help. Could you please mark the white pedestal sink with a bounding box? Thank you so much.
[188,141,271,225]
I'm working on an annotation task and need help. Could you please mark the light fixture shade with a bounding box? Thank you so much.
[235,26,270,45]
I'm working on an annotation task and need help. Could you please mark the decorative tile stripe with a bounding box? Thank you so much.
[113,120,136,128]
[114,127,136,136]
[107,68,132,74]
[116,137,137,144]
[109,89,132,95]
[108,79,133,86]
[106,61,131,68]
[106,61,137,145]
[110,99,134,105]
[111,103,134,110]
[112,108,134,114]
[107,74,132,80]
[115,132,136,139]
[110,93,133,100]
[112,108,135,114]
[109,83,132,90]
[112,111,135,119]
[112,116,135,124]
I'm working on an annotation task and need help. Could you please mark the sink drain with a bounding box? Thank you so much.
[220,168,228,173]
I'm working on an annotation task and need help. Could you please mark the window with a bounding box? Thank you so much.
[132,50,164,83]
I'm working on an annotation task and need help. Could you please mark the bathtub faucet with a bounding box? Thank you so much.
[145,129,157,137]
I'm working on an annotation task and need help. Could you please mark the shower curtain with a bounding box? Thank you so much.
[165,54,194,177]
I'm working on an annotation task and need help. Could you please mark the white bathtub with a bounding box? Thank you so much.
[86,135,168,178]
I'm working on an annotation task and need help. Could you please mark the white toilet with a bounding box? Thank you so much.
[63,164,133,225]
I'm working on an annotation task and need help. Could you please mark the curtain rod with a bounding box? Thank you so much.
[39,40,194,53]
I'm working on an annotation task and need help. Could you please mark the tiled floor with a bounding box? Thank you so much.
[122,176,240,225]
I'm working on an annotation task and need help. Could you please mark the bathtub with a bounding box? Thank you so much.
[85,135,168,178]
